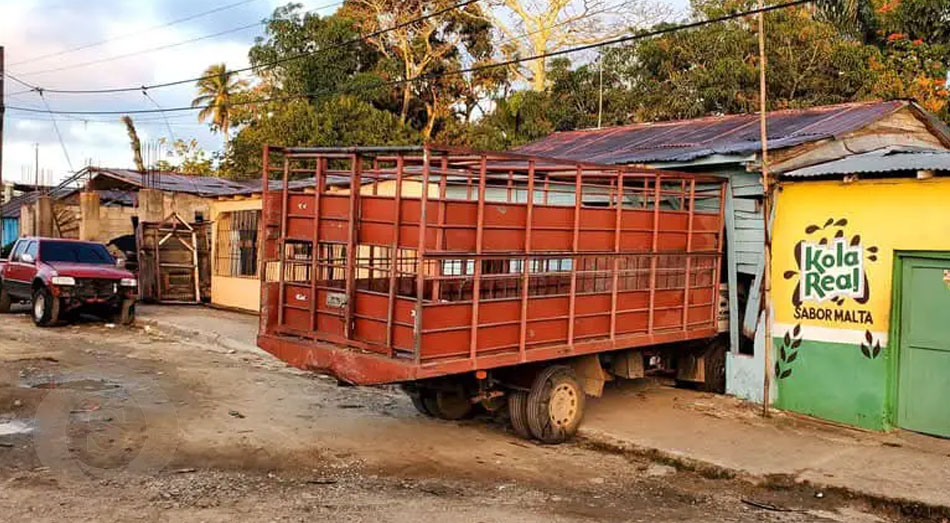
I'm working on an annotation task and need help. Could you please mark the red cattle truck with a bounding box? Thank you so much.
[257,145,726,442]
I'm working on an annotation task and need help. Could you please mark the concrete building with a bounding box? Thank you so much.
[769,147,950,436]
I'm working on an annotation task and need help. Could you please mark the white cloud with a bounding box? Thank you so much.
[1,0,342,184]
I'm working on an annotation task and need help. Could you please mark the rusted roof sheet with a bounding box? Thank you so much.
[516,101,912,165]
[785,147,950,177]
[88,168,250,196]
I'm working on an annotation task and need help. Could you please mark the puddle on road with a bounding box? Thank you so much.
[29,379,119,392]
[0,419,33,436]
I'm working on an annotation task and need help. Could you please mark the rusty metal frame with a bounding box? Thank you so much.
[257,145,727,385]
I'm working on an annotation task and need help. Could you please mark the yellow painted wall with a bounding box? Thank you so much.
[773,177,950,342]
[210,196,263,312]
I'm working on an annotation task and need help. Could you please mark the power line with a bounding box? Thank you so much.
[16,0,483,95]
[14,1,345,77]
[8,0,262,67]
[18,23,263,77]
[5,0,814,116]
[3,72,39,91]
[37,92,74,172]
[494,0,642,49]
[142,90,178,143]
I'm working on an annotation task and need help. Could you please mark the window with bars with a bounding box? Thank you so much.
[215,210,260,278]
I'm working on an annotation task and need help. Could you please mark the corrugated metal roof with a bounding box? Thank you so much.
[515,101,923,165]
[784,147,950,177]
[88,168,250,196]
[0,192,38,218]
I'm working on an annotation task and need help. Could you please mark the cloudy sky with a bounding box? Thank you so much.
[1,0,341,185]
[1,0,687,185]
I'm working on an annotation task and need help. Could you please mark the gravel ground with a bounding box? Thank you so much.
[0,308,928,522]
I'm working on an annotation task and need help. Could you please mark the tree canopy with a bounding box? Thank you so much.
[174,0,947,177]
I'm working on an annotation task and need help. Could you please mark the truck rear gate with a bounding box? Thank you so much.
[257,146,726,386]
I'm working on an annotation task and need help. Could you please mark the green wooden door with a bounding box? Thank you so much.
[898,256,950,438]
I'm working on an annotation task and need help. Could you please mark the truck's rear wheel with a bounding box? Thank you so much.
[406,390,433,416]
[507,390,531,439]
[526,366,586,444]
[32,287,60,327]
[700,337,727,393]
[0,285,10,313]
[423,389,473,420]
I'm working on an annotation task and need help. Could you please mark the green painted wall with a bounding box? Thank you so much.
[772,337,891,430]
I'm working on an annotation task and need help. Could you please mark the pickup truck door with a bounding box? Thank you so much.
[4,240,37,299]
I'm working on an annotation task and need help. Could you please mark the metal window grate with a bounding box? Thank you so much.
[215,210,260,278]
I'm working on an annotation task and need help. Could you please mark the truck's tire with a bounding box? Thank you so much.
[700,337,727,393]
[403,387,433,416]
[32,287,60,327]
[423,389,473,421]
[114,299,136,326]
[507,390,531,439]
[0,285,11,313]
[526,365,585,444]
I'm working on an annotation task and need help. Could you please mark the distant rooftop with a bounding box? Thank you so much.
[84,167,253,196]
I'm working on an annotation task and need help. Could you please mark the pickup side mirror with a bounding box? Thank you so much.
[116,258,126,269]
[20,253,35,264]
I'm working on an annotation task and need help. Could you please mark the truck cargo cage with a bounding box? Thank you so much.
[258,145,726,384]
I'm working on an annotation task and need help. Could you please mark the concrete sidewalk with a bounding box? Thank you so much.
[580,380,950,510]
[137,304,263,356]
[136,304,950,511]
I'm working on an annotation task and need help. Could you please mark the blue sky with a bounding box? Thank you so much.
[1,0,689,184]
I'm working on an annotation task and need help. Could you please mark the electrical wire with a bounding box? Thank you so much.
[142,89,178,143]
[5,0,814,116]
[8,0,262,67]
[14,0,483,95]
[37,92,75,173]
[3,72,40,91]
[15,1,345,77]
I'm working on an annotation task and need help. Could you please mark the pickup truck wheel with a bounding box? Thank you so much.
[0,285,10,313]
[32,287,60,327]
[114,299,136,326]
[526,366,585,444]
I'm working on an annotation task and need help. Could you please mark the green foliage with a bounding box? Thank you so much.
[227,95,419,177]
[191,62,249,149]
[877,0,950,44]
[619,5,880,120]
[248,5,382,104]
[197,0,948,172]
[152,139,215,176]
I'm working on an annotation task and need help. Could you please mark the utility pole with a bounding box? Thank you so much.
[757,0,774,417]
[596,48,611,130]
[1,46,5,204]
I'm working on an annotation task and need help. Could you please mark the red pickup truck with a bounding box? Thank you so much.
[0,237,137,326]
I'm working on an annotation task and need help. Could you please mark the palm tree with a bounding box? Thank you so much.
[816,0,880,44]
[191,63,248,151]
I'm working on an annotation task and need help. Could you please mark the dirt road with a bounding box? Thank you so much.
[0,310,922,522]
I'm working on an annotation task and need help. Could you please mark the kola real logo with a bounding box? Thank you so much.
[800,239,864,302]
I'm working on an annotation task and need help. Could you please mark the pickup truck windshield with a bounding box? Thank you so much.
[40,241,114,265]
